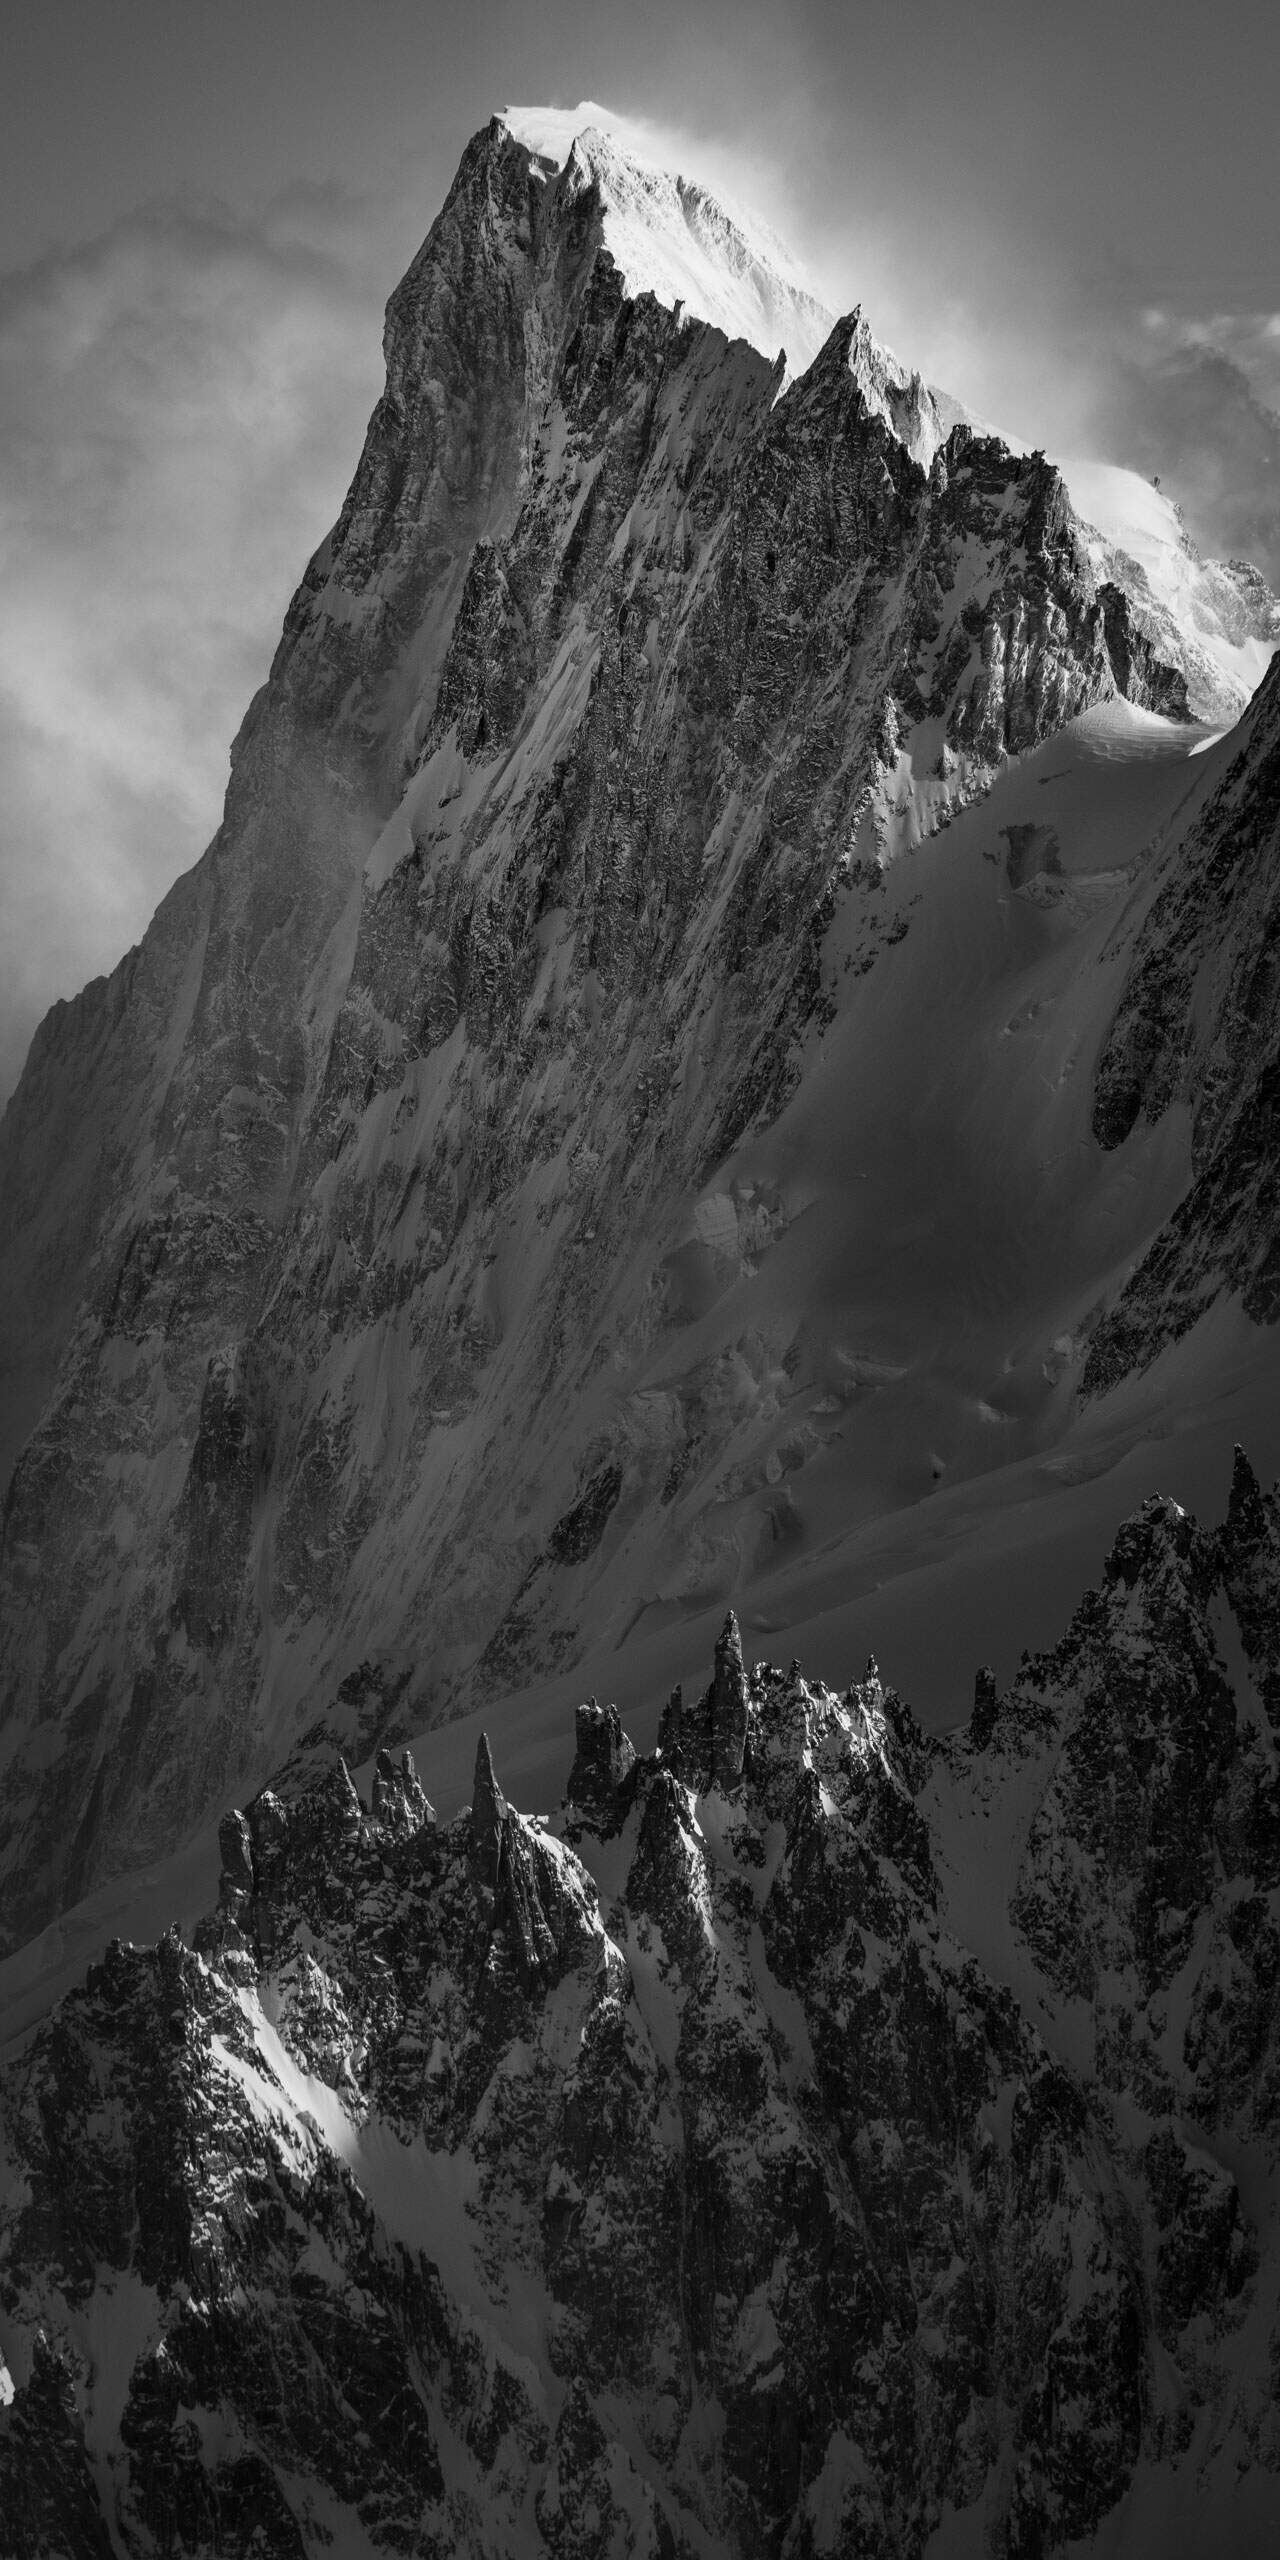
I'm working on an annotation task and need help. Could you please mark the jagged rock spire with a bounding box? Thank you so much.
[711,1610,749,1790]
[657,1684,683,1762]
[970,1665,998,1751]
[372,1745,435,1838]
[1226,1442,1267,1541]
[471,1730,507,1884]
[564,1698,636,1839]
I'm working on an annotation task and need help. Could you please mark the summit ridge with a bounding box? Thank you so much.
[500,102,837,396]
[501,101,1277,710]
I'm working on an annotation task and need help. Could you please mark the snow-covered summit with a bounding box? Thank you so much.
[500,103,955,450]
[501,100,836,380]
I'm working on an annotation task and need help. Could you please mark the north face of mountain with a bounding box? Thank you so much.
[1,109,1277,1967]
[2,1465,1279,2556]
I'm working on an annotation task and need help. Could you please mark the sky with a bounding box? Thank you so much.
[2,0,1278,1100]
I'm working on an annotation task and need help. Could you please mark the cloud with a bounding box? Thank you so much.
[0,185,396,1100]
[1155,309,1280,411]
[1087,317,1280,581]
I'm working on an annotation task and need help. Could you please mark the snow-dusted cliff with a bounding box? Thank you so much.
[1059,458,1280,724]
[0,106,1278,1975]
[4,1460,1280,2554]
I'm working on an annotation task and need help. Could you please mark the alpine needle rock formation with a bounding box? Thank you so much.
[3,106,1280,2557]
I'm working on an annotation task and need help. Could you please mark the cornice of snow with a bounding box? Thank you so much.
[500,100,836,383]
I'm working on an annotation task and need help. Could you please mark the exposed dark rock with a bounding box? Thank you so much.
[0,2332,116,2560]
[470,1729,507,1884]
[970,1661,998,1748]
[709,1610,750,1788]
[547,1465,624,1566]
[1217,1441,1280,1730]
[1099,579,1193,719]
[564,1697,637,1837]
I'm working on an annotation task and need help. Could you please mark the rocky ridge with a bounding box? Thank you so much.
[3,1458,1280,2555]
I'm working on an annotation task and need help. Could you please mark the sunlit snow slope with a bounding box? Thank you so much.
[502,101,837,380]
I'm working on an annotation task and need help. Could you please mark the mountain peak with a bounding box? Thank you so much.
[808,303,948,467]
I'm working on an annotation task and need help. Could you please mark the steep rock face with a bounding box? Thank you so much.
[3,1468,1280,2555]
[961,1478,1280,2139]
[1084,646,1280,1392]
[0,115,1192,1956]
